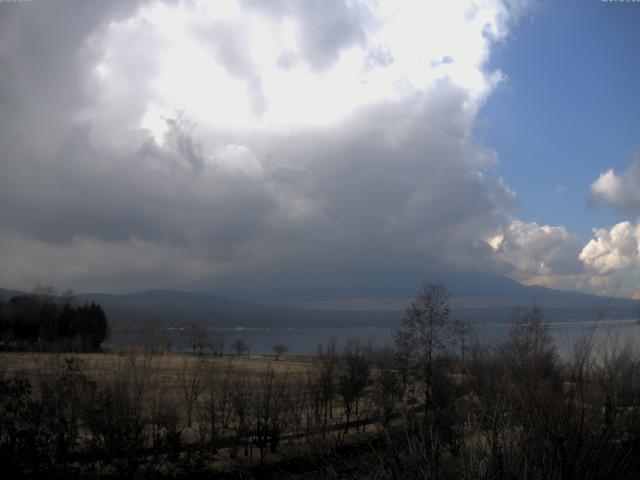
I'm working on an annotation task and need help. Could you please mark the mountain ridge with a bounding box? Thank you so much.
[2,275,640,327]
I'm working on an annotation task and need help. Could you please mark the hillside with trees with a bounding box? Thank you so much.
[0,291,108,352]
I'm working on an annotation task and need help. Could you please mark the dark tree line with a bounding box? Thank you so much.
[0,294,108,351]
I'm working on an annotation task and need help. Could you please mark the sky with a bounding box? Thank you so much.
[0,0,639,301]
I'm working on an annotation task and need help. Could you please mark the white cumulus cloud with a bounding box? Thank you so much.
[579,221,640,276]
[489,220,584,287]
[590,154,640,213]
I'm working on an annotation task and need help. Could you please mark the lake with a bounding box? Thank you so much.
[109,318,640,357]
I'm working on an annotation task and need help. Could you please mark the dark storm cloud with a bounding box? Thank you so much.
[0,0,547,295]
[0,0,135,127]
[2,121,276,249]
[0,85,513,294]
[194,86,516,299]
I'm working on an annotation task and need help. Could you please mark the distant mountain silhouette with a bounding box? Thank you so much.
[74,290,398,328]
[2,276,639,327]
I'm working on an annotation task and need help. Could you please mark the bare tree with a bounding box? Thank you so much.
[315,339,339,431]
[182,322,208,355]
[232,338,250,356]
[371,347,403,429]
[86,351,155,476]
[252,367,290,459]
[272,343,288,360]
[450,319,470,368]
[210,332,225,356]
[392,283,462,477]
[338,338,372,432]
[395,283,455,409]
[177,358,205,428]
[286,373,310,437]
[501,305,560,386]
[230,371,253,458]
[159,333,173,354]
[197,357,235,450]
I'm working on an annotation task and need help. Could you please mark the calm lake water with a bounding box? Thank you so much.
[110,319,640,357]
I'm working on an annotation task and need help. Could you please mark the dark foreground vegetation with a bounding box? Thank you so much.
[0,291,108,352]
[2,284,640,479]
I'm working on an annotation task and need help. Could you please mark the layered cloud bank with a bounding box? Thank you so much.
[488,218,640,297]
[0,0,636,299]
[580,155,640,298]
[490,152,640,298]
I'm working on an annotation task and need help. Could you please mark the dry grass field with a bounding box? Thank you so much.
[0,350,314,380]
[0,350,321,430]
[0,348,387,478]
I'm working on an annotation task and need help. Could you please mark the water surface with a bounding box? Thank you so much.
[109,318,640,357]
